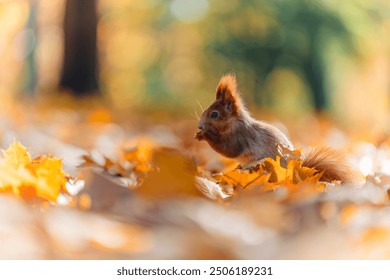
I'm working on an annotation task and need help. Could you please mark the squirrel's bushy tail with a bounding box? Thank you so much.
[302,147,360,184]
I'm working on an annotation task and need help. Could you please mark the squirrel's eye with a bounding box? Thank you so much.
[210,111,219,119]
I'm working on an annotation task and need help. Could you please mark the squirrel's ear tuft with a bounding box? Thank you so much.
[216,74,237,101]
[216,73,243,114]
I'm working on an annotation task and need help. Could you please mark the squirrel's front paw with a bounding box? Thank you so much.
[194,130,205,140]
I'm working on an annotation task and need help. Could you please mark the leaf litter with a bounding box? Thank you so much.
[1,103,390,259]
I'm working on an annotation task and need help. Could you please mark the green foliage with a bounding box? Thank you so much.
[203,0,357,110]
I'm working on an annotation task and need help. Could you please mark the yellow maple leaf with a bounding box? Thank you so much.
[0,164,35,194]
[0,140,70,202]
[2,141,31,169]
[264,155,322,182]
[214,165,271,189]
[263,156,293,183]
[211,151,326,197]
[30,156,68,202]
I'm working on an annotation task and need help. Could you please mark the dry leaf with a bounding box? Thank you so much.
[0,140,71,202]
[195,176,231,200]
[213,165,271,190]
[121,138,157,174]
[30,156,68,201]
[136,148,198,198]
[263,156,293,183]
[208,151,325,199]
[2,141,31,169]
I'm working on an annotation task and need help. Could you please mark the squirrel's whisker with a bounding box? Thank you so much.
[194,109,200,120]
[196,99,205,112]
[190,111,200,121]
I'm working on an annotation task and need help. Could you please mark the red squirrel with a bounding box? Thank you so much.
[195,74,359,183]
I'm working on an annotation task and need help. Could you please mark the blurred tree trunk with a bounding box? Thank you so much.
[60,0,99,96]
[304,55,326,112]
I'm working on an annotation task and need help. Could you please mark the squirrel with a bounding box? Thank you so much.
[195,73,359,183]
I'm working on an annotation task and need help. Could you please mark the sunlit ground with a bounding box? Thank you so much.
[1,0,390,259]
[1,98,390,259]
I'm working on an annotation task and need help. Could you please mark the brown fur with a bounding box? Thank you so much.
[195,74,359,183]
[215,74,244,113]
[302,147,359,183]
[195,74,293,161]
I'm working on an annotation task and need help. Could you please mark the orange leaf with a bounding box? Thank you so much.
[121,138,156,173]
[263,156,293,183]
[136,148,198,199]
[214,165,270,189]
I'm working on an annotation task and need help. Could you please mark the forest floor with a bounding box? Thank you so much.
[1,99,390,259]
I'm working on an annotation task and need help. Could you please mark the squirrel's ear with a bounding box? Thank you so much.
[216,74,242,113]
[216,74,237,101]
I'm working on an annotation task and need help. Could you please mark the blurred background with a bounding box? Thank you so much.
[3,0,390,260]
[1,0,390,133]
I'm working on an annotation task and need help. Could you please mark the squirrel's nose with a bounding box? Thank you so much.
[197,124,203,130]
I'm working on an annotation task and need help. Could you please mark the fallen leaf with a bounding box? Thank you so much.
[195,176,231,200]
[121,138,157,174]
[31,156,68,202]
[2,141,31,169]
[0,140,72,202]
[136,148,198,198]
[213,165,271,190]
